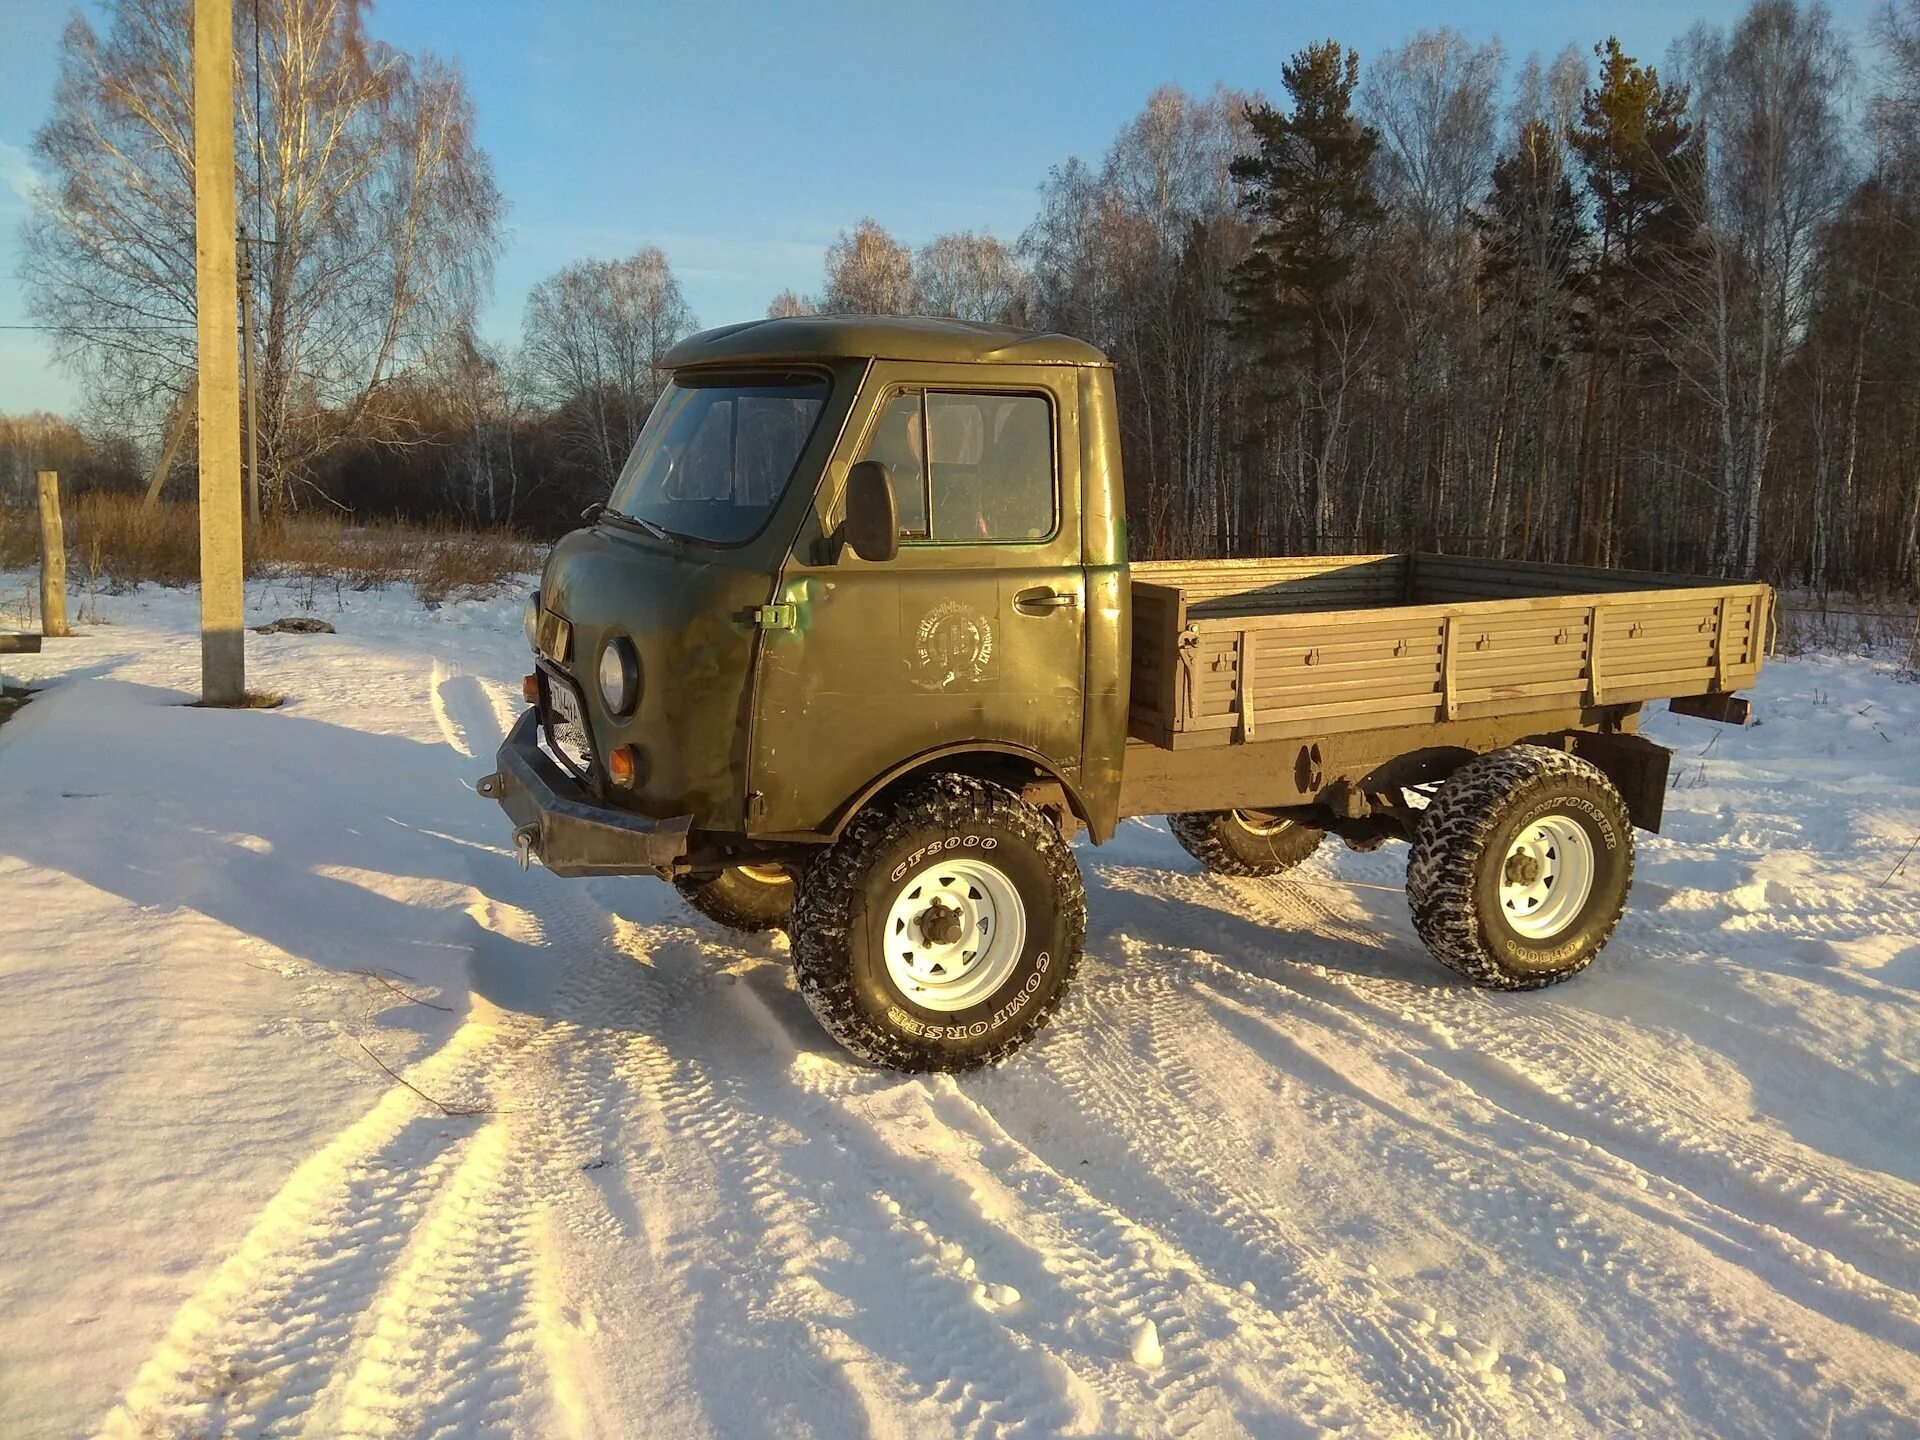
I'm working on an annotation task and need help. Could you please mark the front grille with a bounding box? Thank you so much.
[538,667,596,779]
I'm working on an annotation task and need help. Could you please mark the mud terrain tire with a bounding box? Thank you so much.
[1407,744,1634,990]
[1168,810,1325,876]
[792,775,1086,1072]
[675,865,794,933]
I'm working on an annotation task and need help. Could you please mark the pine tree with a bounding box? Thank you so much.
[1568,39,1698,563]
[1476,118,1589,554]
[1229,41,1385,547]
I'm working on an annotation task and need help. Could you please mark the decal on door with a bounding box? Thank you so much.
[912,601,995,690]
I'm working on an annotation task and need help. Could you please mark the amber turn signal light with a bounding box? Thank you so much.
[522,673,539,704]
[607,745,639,788]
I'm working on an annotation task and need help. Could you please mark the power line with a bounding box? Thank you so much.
[0,322,192,333]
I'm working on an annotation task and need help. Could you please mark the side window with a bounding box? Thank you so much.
[857,390,1055,543]
[859,392,930,534]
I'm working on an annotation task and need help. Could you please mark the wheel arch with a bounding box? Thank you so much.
[826,743,1099,843]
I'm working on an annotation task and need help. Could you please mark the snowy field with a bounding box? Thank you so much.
[1,575,1917,1440]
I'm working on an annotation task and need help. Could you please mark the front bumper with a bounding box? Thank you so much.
[478,710,691,877]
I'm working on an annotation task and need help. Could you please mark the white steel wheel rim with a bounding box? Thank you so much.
[1498,814,1594,940]
[882,858,1027,1013]
[1231,810,1294,837]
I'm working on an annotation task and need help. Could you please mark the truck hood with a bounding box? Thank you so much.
[538,525,772,832]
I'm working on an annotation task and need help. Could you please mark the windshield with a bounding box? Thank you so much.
[606,371,830,545]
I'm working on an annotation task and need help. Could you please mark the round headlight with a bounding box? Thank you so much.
[523,590,541,652]
[598,636,639,717]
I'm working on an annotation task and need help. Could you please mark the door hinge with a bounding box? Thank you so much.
[752,602,797,631]
[746,790,767,821]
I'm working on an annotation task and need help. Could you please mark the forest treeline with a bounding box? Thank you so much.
[5,0,1919,596]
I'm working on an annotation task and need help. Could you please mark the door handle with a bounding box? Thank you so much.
[1013,587,1077,615]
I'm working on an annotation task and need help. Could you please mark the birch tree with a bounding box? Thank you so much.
[23,0,502,509]
[1672,1,1851,575]
[819,218,917,314]
[520,247,694,492]
[913,232,1029,324]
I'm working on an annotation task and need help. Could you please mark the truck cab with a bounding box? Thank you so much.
[491,316,1129,872]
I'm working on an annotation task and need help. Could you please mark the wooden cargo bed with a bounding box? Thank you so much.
[1129,554,1772,749]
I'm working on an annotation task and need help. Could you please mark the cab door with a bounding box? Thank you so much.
[748,362,1086,837]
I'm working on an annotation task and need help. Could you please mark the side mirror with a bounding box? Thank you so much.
[581,500,605,523]
[841,459,900,563]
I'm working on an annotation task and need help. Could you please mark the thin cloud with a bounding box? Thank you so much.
[0,139,45,216]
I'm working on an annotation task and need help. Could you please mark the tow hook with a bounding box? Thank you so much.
[514,824,539,871]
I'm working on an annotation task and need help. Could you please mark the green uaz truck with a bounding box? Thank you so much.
[479,316,1771,1072]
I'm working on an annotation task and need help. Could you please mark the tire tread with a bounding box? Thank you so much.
[1406,744,1633,990]
[1168,811,1324,877]
[792,775,1086,1071]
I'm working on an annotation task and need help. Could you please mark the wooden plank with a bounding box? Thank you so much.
[1240,670,1445,708]
[1713,595,1729,690]
[1451,676,1590,704]
[1126,580,1190,742]
[1586,604,1603,704]
[1185,583,1769,636]
[0,634,42,654]
[1409,551,1711,593]
[1238,629,1256,741]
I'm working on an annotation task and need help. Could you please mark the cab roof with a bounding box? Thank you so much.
[662,314,1111,370]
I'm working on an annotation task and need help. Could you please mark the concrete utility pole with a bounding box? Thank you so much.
[239,223,260,526]
[194,0,245,703]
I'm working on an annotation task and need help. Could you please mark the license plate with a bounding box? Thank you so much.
[545,679,592,772]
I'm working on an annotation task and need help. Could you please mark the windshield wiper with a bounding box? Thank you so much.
[604,510,681,546]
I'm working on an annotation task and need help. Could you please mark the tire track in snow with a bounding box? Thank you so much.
[99,667,572,1439]
[1181,964,1920,1433]
[1012,955,1553,1440]
[306,1117,547,1439]
[96,1020,542,1439]
[570,935,1098,1439]
[1098,860,1920,1432]
[1133,862,1920,1316]
[761,992,1384,1436]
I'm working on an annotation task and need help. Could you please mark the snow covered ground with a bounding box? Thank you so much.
[1,574,1917,1439]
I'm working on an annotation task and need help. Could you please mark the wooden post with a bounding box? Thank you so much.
[37,471,69,638]
[194,0,245,703]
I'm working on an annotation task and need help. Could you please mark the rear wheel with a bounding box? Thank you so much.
[674,864,793,933]
[1406,744,1633,989]
[1168,809,1324,877]
[792,775,1085,1071]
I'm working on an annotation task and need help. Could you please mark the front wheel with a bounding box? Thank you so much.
[674,864,793,933]
[792,775,1086,1071]
[1407,744,1633,989]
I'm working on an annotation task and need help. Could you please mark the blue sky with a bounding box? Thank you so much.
[0,0,1888,417]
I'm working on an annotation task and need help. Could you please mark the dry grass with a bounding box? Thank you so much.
[1774,594,1918,660]
[189,689,285,710]
[1,494,536,606]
